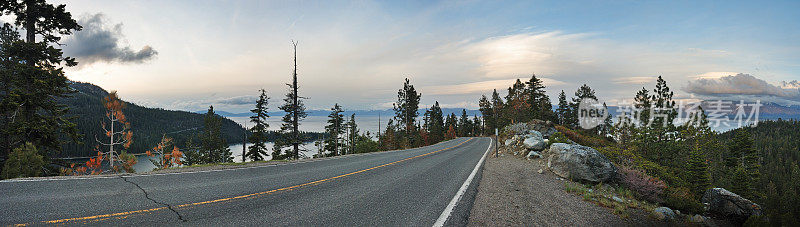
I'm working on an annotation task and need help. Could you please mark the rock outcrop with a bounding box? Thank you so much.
[651,207,676,221]
[522,130,546,151]
[503,120,558,139]
[701,188,762,222]
[545,143,616,183]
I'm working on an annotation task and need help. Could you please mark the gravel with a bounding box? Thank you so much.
[467,155,667,226]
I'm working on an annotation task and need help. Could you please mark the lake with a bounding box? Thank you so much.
[227,115,393,135]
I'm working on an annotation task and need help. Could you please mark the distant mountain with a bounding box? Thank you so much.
[58,82,248,158]
[209,108,483,118]
[602,101,800,120]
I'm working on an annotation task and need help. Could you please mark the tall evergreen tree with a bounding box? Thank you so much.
[0,1,82,174]
[504,79,528,124]
[633,87,651,127]
[650,76,677,141]
[490,89,505,129]
[556,90,569,125]
[247,89,270,161]
[478,95,493,135]
[472,115,482,136]
[274,41,307,160]
[346,113,358,154]
[458,109,471,136]
[200,106,232,163]
[525,74,552,121]
[682,107,713,196]
[425,102,445,144]
[393,78,421,148]
[727,130,761,195]
[324,104,345,156]
[568,84,597,128]
[597,102,613,137]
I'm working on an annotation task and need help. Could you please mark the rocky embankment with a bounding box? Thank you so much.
[476,120,763,226]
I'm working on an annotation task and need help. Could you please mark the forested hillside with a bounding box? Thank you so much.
[58,82,249,157]
[718,120,800,225]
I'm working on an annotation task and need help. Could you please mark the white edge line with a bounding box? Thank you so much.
[433,137,492,227]
[0,138,464,183]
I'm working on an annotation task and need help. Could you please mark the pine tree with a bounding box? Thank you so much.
[346,114,358,154]
[274,41,307,160]
[505,79,529,124]
[247,89,270,161]
[472,115,482,136]
[182,137,202,166]
[200,106,232,163]
[597,102,613,137]
[458,109,471,136]
[490,89,505,129]
[445,113,457,137]
[727,130,761,194]
[96,91,134,171]
[525,74,552,121]
[0,1,82,174]
[393,78,421,148]
[650,76,677,141]
[568,84,597,128]
[425,102,445,144]
[478,95,493,135]
[556,90,569,125]
[634,87,651,127]
[445,125,457,140]
[681,107,716,197]
[324,104,345,156]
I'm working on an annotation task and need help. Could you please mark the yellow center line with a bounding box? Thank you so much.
[29,138,475,225]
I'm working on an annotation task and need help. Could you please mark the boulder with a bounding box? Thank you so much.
[504,139,516,147]
[702,188,762,221]
[503,120,558,138]
[522,131,546,151]
[526,151,542,159]
[546,143,616,183]
[651,207,676,221]
[690,214,707,223]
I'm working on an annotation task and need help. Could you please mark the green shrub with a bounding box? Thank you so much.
[2,143,46,179]
[554,125,612,147]
[548,132,570,146]
[664,187,704,214]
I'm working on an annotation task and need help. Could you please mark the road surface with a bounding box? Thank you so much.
[1,137,492,226]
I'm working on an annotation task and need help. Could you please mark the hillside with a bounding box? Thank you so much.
[718,120,800,225]
[57,82,248,158]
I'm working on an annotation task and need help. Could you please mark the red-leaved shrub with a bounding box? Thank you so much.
[618,165,666,203]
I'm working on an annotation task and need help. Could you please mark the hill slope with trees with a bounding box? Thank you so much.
[58,81,248,157]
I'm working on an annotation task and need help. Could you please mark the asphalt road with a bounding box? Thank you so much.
[1,137,492,226]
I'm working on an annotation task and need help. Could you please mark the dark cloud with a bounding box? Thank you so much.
[63,13,158,65]
[683,73,800,105]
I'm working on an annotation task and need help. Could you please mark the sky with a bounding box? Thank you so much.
[14,0,799,112]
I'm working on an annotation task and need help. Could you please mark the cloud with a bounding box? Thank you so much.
[683,73,800,105]
[780,80,800,89]
[63,13,158,65]
[612,77,657,85]
[216,95,258,105]
[422,78,565,95]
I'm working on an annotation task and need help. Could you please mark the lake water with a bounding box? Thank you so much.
[227,115,391,135]
[130,142,322,173]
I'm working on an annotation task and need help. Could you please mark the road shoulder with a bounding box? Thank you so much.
[467,154,664,226]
